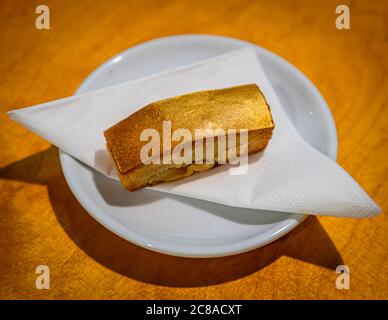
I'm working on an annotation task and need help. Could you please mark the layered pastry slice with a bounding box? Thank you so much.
[104,84,274,191]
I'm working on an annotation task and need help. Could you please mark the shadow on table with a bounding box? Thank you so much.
[0,146,344,287]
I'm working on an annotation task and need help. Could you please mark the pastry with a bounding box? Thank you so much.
[104,84,274,191]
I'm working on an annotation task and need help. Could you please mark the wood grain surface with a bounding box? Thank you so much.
[0,0,387,300]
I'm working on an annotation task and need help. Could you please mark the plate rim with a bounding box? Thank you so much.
[59,34,338,258]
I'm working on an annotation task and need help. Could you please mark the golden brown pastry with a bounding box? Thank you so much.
[104,84,274,191]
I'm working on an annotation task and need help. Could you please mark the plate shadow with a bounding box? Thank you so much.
[0,147,344,287]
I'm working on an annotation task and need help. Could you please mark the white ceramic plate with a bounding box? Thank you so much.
[59,35,337,258]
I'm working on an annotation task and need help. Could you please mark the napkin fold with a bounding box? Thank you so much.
[8,48,380,217]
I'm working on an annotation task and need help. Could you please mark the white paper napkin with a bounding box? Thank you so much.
[8,48,380,217]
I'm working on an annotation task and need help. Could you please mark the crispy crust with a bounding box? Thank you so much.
[104,84,275,191]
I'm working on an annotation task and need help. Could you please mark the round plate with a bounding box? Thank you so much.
[59,35,337,258]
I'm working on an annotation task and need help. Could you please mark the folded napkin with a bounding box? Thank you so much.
[8,48,380,217]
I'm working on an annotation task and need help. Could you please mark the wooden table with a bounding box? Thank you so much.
[0,0,386,299]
